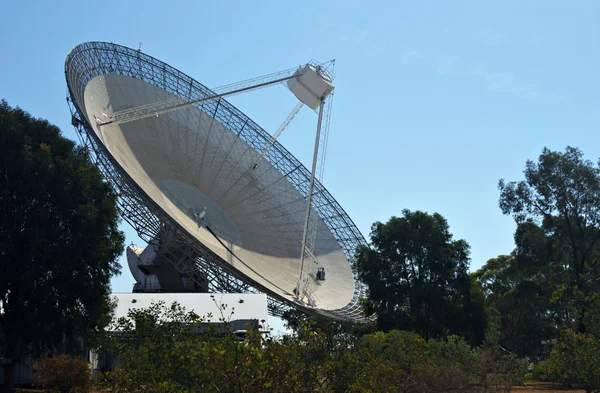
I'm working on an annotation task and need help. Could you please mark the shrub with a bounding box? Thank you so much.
[529,362,549,382]
[546,329,600,393]
[32,355,91,393]
[427,335,474,392]
[354,330,428,392]
[98,302,533,393]
[472,346,528,392]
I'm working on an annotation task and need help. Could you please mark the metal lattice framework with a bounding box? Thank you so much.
[65,41,368,321]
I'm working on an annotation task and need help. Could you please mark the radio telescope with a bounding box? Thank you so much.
[65,41,367,321]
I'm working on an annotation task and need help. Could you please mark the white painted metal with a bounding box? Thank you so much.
[287,65,334,110]
[98,67,301,126]
[82,75,355,310]
[250,101,304,170]
[296,99,326,301]
[307,94,334,254]
[126,242,160,290]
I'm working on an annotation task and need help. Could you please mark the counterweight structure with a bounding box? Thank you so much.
[65,42,367,321]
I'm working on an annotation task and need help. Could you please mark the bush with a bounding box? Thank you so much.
[471,346,528,392]
[32,355,91,393]
[528,362,549,382]
[427,335,474,392]
[99,302,334,393]
[351,330,428,392]
[546,329,600,393]
[97,302,532,393]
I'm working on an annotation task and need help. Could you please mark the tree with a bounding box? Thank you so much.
[355,210,486,344]
[499,146,600,334]
[473,254,555,358]
[0,101,124,391]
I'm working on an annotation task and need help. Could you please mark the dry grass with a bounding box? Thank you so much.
[511,382,586,392]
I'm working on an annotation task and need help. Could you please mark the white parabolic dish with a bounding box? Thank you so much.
[65,42,367,319]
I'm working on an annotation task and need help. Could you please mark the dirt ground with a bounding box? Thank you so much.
[512,382,586,392]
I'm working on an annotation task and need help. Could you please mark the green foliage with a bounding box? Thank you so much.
[99,303,527,393]
[99,301,337,393]
[547,329,600,393]
[355,209,486,344]
[427,335,474,391]
[528,362,550,382]
[473,254,554,358]
[0,101,124,390]
[330,329,526,393]
[281,308,376,344]
[472,346,529,391]
[32,355,91,393]
[499,146,600,335]
[346,330,426,392]
[349,332,474,393]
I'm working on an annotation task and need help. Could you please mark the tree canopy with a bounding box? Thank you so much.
[499,146,600,335]
[468,146,600,359]
[473,254,554,358]
[355,209,486,344]
[0,101,124,391]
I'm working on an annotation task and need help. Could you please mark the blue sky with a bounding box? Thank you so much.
[1,1,599,327]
